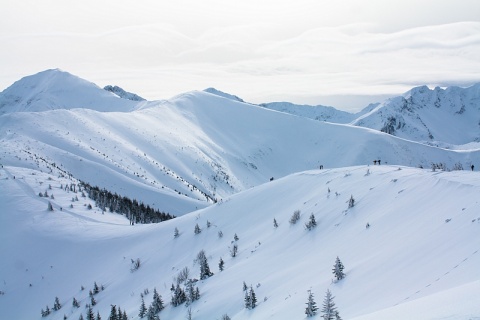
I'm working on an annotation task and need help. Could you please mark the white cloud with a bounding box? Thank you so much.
[1,1,480,110]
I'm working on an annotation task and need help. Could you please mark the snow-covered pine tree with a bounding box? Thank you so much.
[234,233,239,241]
[219,257,224,271]
[321,289,338,320]
[96,311,102,320]
[221,314,231,320]
[197,249,213,280]
[73,297,80,308]
[273,218,278,228]
[139,296,147,318]
[305,290,318,317]
[247,286,257,309]
[53,296,61,310]
[90,296,96,306]
[93,282,100,294]
[151,287,164,313]
[48,201,54,211]
[230,243,238,257]
[332,256,345,281]
[243,281,248,292]
[290,210,301,224]
[305,213,317,230]
[171,284,187,307]
[79,314,84,320]
[86,305,95,320]
[185,279,199,305]
[194,223,201,234]
[174,227,179,238]
[348,195,355,208]
[108,305,117,320]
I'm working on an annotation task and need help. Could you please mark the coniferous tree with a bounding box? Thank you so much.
[73,297,80,308]
[91,296,97,306]
[139,296,147,318]
[273,218,278,228]
[185,279,199,305]
[305,290,318,317]
[348,195,355,208]
[242,281,248,292]
[109,305,117,320]
[53,296,62,311]
[244,286,257,309]
[79,314,84,320]
[96,311,102,320]
[305,213,317,230]
[117,306,122,320]
[194,223,201,234]
[174,227,180,238]
[93,282,100,294]
[230,243,238,257]
[48,201,54,211]
[219,257,224,271]
[234,233,239,241]
[321,289,338,320]
[332,256,345,281]
[86,305,95,320]
[151,287,164,313]
[221,315,231,320]
[197,250,213,280]
[171,284,186,307]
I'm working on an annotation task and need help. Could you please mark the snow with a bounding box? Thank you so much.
[0,70,480,319]
[1,165,480,319]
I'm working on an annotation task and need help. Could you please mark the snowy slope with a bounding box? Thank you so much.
[351,84,480,146]
[0,69,147,114]
[2,89,480,216]
[1,164,479,319]
[259,101,360,124]
[104,85,146,102]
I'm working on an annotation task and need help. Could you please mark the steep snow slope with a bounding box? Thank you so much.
[2,90,480,216]
[351,84,480,146]
[104,85,146,101]
[1,164,479,319]
[0,69,147,113]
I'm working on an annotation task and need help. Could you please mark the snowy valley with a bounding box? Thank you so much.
[0,70,480,320]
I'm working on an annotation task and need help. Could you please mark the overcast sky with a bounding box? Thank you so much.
[1,0,480,111]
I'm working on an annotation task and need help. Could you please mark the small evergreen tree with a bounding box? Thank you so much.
[321,289,339,320]
[230,243,238,257]
[73,297,80,308]
[96,311,102,320]
[219,257,224,271]
[244,286,257,309]
[197,249,213,280]
[108,305,117,320]
[151,287,164,313]
[117,306,122,320]
[48,201,54,211]
[79,314,84,320]
[139,296,147,318]
[332,256,345,281]
[242,281,248,292]
[174,227,180,238]
[221,314,231,320]
[194,223,201,234]
[91,296,97,306]
[218,230,223,238]
[289,210,301,224]
[86,305,95,320]
[234,233,239,241]
[185,279,199,305]
[207,220,211,228]
[53,296,62,310]
[93,282,100,294]
[273,218,278,228]
[348,195,355,208]
[305,213,317,230]
[305,290,318,317]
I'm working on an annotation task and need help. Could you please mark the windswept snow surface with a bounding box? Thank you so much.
[1,164,479,319]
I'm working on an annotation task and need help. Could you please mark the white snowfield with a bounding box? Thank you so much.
[0,70,479,319]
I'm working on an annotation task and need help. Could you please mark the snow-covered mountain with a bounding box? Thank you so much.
[1,70,480,319]
[2,81,480,216]
[203,88,245,103]
[0,69,147,114]
[351,84,480,147]
[104,85,146,102]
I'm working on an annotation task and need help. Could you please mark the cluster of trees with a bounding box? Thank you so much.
[80,182,175,224]
[305,257,346,318]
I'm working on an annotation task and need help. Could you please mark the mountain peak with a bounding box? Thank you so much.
[0,69,142,113]
[104,85,146,101]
